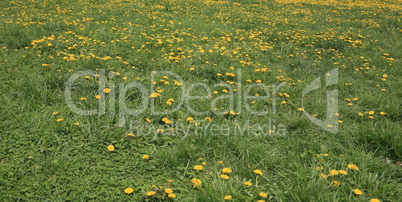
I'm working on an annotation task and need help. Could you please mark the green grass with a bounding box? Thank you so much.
[1,0,401,201]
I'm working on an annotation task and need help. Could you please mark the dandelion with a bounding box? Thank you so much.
[348,164,359,171]
[127,133,134,137]
[142,155,149,159]
[107,145,115,151]
[330,170,339,176]
[339,170,348,175]
[52,111,59,115]
[331,181,341,186]
[149,92,161,98]
[103,88,110,93]
[353,189,362,195]
[257,200,266,202]
[191,178,202,187]
[244,181,252,186]
[162,117,172,124]
[370,199,380,202]
[95,95,101,99]
[259,192,268,197]
[224,195,232,200]
[74,122,79,125]
[298,108,304,111]
[165,188,173,194]
[220,174,229,179]
[56,119,63,122]
[222,168,232,173]
[254,169,263,175]
[124,188,134,194]
[319,174,327,179]
[194,165,203,170]
[147,191,156,196]
[168,193,176,198]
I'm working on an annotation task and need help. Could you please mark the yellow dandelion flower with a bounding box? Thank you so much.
[74,122,79,125]
[103,88,110,93]
[298,108,304,111]
[124,187,134,194]
[162,117,172,124]
[331,181,341,186]
[127,133,134,137]
[165,188,173,194]
[149,92,161,98]
[95,95,101,99]
[220,174,229,179]
[194,165,203,170]
[218,161,223,164]
[80,97,86,100]
[244,181,252,186]
[52,111,59,115]
[107,145,115,151]
[254,169,263,175]
[368,111,375,115]
[330,170,339,176]
[56,119,63,122]
[370,199,380,202]
[259,192,268,197]
[353,189,362,195]
[257,200,266,202]
[222,168,232,173]
[319,174,327,179]
[142,155,149,159]
[168,193,176,198]
[339,170,347,175]
[348,164,359,171]
[147,191,156,196]
[191,178,202,187]
[224,195,232,200]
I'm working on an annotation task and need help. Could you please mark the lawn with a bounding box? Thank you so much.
[0,0,401,201]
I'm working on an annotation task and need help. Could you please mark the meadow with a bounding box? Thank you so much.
[0,0,401,201]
